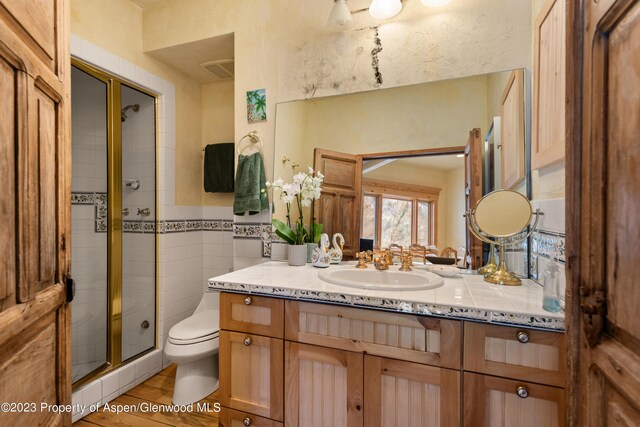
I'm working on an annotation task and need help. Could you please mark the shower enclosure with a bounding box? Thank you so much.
[70,60,157,385]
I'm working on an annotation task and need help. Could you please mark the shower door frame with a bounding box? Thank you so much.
[71,58,159,389]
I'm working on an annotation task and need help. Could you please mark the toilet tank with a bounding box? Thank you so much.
[194,291,220,314]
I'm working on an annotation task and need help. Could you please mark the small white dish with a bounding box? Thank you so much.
[427,264,460,278]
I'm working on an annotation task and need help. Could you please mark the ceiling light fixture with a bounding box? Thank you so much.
[369,0,403,20]
[421,0,452,7]
[327,0,353,28]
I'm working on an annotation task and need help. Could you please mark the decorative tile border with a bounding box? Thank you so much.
[530,229,566,281]
[531,230,566,262]
[158,219,233,234]
[207,280,565,331]
[71,191,107,233]
[233,222,275,257]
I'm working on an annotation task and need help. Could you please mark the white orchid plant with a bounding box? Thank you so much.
[266,165,324,245]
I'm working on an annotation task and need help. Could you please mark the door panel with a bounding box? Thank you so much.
[314,149,362,258]
[0,51,17,309]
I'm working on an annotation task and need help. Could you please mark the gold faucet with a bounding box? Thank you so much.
[373,254,390,270]
[355,251,372,269]
[399,253,413,271]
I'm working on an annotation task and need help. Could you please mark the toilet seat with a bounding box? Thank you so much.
[168,310,219,345]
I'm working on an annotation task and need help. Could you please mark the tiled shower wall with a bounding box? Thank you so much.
[70,36,234,420]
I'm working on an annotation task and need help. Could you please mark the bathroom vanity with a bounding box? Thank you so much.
[210,262,565,427]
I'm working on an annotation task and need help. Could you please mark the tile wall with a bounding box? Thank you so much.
[530,198,566,298]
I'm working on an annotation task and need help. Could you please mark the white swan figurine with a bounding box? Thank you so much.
[329,233,345,264]
[312,233,331,268]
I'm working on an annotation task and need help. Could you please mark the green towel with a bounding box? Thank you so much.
[204,143,234,193]
[234,152,269,215]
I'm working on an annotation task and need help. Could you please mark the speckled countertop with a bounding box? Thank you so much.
[208,261,564,331]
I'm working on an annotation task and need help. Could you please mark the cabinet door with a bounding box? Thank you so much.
[464,373,564,427]
[219,331,284,421]
[285,342,363,427]
[532,0,566,169]
[463,322,565,387]
[364,355,460,427]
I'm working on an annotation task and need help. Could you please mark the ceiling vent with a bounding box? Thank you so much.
[200,59,234,80]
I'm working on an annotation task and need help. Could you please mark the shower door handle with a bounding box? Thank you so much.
[65,276,76,303]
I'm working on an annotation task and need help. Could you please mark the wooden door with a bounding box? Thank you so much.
[567,0,640,425]
[313,149,362,258]
[285,342,363,427]
[364,355,460,427]
[464,128,483,269]
[0,1,71,426]
[219,331,284,421]
[464,372,564,426]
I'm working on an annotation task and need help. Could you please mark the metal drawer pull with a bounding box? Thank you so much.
[244,296,252,305]
[516,331,529,343]
[243,417,252,426]
[243,337,252,346]
[516,386,529,398]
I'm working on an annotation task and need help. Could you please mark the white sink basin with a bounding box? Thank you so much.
[318,266,444,291]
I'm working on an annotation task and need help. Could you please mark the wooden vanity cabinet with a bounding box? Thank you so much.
[463,372,565,427]
[219,291,566,426]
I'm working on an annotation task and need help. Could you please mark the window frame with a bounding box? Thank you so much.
[361,178,440,249]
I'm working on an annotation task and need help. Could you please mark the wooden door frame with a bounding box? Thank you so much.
[564,0,583,424]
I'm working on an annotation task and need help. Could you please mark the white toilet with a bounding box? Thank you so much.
[164,291,220,405]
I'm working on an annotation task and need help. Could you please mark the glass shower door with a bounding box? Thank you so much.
[70,66,109,382]
[121,84,157,361]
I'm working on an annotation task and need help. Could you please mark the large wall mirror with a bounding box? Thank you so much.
[273,69,530,273]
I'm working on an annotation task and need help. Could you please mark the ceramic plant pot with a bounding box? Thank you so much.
[288,244,307,266]
[306,243,318,263]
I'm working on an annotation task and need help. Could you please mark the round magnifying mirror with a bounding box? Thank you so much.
[474,190,532,238]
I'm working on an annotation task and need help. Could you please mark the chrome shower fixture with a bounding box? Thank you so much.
[121,104,140,122]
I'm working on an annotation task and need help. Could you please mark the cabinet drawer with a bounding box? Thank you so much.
[285,301,461,369]
[219,331,284,421]
[221,292,284,338]
[463,322,566,387]
[220,407,283,427]
[463,372,565,426]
